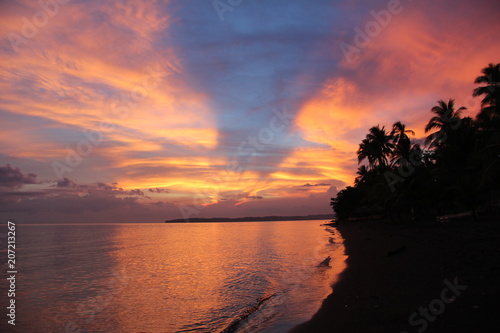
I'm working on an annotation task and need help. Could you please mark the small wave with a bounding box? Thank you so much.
[219,293,277,333]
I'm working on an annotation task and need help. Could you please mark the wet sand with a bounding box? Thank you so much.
[290,216,500,332]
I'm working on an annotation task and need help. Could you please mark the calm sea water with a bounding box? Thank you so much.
[1,220,345,333]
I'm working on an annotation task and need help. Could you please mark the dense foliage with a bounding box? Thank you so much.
[331,63,500,222]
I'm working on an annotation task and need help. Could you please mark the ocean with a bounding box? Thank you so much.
[1,220,345,333]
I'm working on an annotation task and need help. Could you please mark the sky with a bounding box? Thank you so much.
[1,0,499,223]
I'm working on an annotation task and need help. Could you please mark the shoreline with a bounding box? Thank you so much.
[290,217,500,332]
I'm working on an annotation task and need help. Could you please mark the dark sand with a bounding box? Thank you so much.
[290,216,500,333]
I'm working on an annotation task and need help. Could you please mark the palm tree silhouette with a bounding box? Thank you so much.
[332,63,500,223]
[473,63,500,121]
[357,138,376,169]
[425,99,466,148]
[390,121,415,165]
[357,125,393,169]
[354,165,369,185]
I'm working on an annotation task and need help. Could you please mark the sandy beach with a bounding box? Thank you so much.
[290,216,500,332]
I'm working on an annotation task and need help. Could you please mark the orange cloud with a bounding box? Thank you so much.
[0,0,218,174]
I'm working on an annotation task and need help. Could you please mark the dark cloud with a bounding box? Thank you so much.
[0,165,145,214]
[91,182,143,196]
[0,164,38,189]
[127,189,145,196]
[96,182,119,191]
[148,188,169,193]
[148,201,174,208]
[0,192,141,214]
[245,195,263,200]
[300,183,331,187]
[0,185,145,214]
[56,177,78,188]
[219,191,264,201]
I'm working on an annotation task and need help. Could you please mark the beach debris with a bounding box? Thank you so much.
[387,245,406,257]
[318,256,331,267]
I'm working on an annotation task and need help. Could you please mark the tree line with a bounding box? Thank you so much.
[331,63,500,222]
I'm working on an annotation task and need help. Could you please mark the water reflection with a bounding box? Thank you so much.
[5,221,345,333]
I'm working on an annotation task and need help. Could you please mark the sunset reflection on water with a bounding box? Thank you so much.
[11,221,345,333]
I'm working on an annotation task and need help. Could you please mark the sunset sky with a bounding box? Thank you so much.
[1,0,499,223]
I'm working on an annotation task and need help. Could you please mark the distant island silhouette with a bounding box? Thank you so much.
[165,214,334,223]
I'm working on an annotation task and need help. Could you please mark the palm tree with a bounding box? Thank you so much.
[473,63,500,121]
[366,125,393,168]
[357,138,375,169]
[354,165,369,185]
[390,121,415,165]
[425,99,466,148]
[357,125,393,169]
